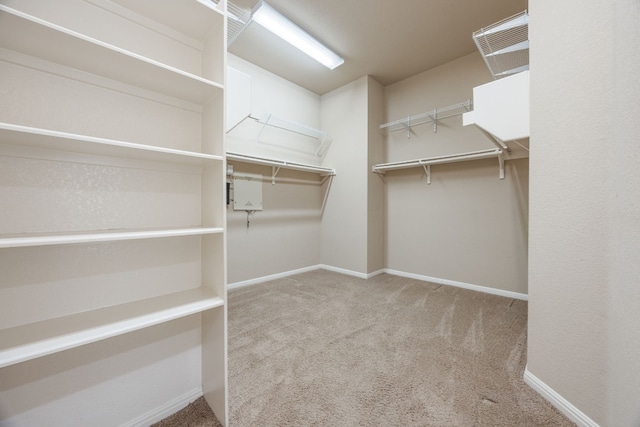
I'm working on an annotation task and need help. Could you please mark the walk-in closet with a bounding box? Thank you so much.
[1,1,639,426]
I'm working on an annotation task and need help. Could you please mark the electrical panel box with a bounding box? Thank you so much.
[233,172,263,211]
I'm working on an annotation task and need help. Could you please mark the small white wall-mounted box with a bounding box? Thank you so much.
[233,172,263,211]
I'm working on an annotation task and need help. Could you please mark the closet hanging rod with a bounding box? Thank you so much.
[372,148,504,184]
[226,152,335,176]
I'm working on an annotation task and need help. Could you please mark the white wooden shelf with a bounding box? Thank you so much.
[380,100,473,137]
[372,148,504,184]
[0,6,223,104]
[1,1,229,423]
[108,0,225,43]
[0,123,222,166]
[227,151,335,184]
[0,287,224,368]
[0,227,223,249]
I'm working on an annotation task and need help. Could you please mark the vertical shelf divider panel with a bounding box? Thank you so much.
[0,0,227,425]
[201,1,228,422]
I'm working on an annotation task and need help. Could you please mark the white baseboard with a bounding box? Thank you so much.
[227,265,322,290]
[228,266,523,300]
[319,264,385,279]
[122,387,202,427]
[384,269,528,301]
[228,265,388,289]
[366,268,386,279]
[523,368,600,427]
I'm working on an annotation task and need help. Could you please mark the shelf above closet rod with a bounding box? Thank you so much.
[379,99,473,138]
[227,113,331,157]
[372,148,504,184]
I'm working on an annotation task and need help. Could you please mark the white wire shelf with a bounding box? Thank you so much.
[227,1,252,46]
[473,10,529,79]
[372,148,504,184]
[379,100,473,138]
[227,113,332,157]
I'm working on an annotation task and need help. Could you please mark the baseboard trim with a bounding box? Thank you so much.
[228,265,389,289]
[319,264,385,279]
[384,269,528,301]
[523,368,600,427]
[122,387,202,427]
[228,266,525,299]
[227,265,322,290]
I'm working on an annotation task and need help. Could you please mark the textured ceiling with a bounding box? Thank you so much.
[228,0,528,95]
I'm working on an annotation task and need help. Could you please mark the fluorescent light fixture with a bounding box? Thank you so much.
[251,1,344,70]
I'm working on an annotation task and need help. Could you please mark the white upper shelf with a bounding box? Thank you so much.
[0,227,224,249]
[107,0,224,43]
[380,100,473,137]
[463,71,530,142]
[0,287,224,368]
[0,123,222,166]
[0,6,223,104]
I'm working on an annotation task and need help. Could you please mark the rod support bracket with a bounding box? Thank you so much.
[421,164,431,184]
[272,166,281,185]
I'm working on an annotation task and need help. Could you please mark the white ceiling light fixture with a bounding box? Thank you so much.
[251,1,344,70]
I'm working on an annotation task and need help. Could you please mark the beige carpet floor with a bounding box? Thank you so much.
[156,270,575,426]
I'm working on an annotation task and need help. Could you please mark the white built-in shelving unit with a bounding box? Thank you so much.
[0,0,227,424]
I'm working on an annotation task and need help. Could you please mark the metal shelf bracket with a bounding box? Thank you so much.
[272,166,281,185]
[422,164,432,184]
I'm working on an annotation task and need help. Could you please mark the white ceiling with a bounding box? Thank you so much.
[228,0,528,95]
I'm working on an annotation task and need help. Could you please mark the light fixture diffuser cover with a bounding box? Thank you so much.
[251,1,344,70]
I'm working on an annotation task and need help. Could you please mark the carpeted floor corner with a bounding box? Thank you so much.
[158,270,576,426]
[151,397,222,427]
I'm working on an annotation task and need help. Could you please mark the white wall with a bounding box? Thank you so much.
[383,53,530,295]
[226,55,323,165]
[528,0,640,425]
[607,2,640,424]
[226,55,324,284]
[319,76,370,275]
[367,77,385,273]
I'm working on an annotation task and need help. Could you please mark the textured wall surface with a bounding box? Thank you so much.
[383,53,529,294]
[320,76,370,274]
[606,1,640,425]
[528,0,640,425]
[226,55,324,284]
